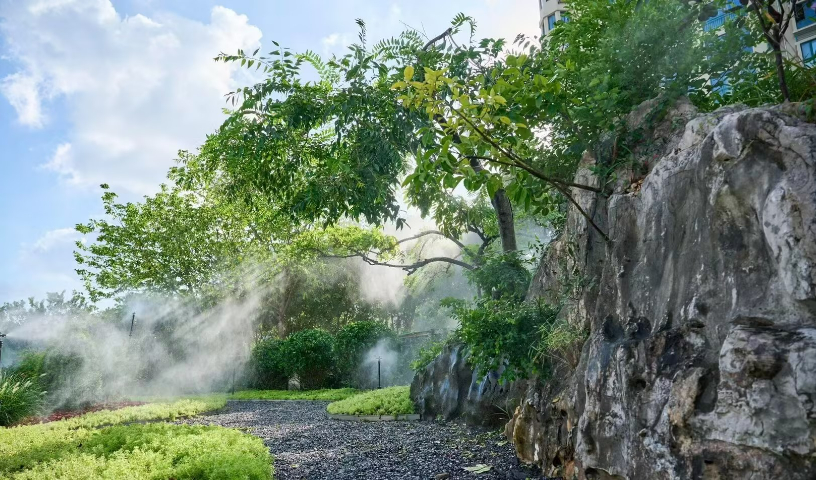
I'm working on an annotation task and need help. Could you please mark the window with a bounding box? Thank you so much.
[547,13,557,31]
[795,0,816,29]
[802,38,816,66]
[561,13,570,23]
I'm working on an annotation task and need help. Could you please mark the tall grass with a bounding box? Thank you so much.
[0,371,44,426]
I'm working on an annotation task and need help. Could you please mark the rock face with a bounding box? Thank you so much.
[508,102,816,479]
[410,342,526,427]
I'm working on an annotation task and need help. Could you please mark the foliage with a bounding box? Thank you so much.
[466,251,532,301]
[448,299,559,382]
[334,321,396,385]
[230,388,358,401]
[0,397,232,477]
[410,340,445,373]
[74,182,273,302]
[0,372,44,426]
[278,329,337,389]
[538,318,588,369]
[0,291,93,332]
[248,337,288,390]
[326,386,414,416]
[0,422,271,480]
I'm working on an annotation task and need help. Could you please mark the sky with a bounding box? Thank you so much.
[0,0,539,304]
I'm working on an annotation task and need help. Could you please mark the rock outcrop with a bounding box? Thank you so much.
[410,342,526,427]
[507,101,816,479]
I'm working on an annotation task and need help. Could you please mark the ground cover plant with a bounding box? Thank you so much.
[230,388,359,401]
[0,397,272,480]
[326,386,414,416]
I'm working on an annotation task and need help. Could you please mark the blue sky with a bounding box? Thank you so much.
[0,0,537,304]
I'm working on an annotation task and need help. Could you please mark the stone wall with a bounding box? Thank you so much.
[507,101,816,479]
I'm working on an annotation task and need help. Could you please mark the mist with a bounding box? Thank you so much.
[2,289,263,410]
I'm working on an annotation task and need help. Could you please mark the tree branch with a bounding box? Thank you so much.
[395,229,465,250]
[465,155,604,194]
[318,249,475,274]
[449,108,610,241]
[422,28,453,51]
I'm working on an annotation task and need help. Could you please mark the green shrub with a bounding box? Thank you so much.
[279,328,336,389]
[248,336,288,390]
[410,340,445,373]
[0,397,231,476]
[326,386,414,416]
[466,252,532,301]
[0,422,271,480]
[334,321,395,385]
[230,388,358,401]
[449,299,560,382]
[0,371,45,426]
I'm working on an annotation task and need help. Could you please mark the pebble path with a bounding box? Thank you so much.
[183,400,546,480]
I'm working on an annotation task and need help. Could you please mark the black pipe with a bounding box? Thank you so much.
[0,332,6,371]
[377,357,381,389]
[129,313,136,338]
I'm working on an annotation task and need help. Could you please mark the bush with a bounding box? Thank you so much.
[230,388,358,401]
[279,328,336,389]
[449,299,560,382]
[1,422,271,480]
[410,340,444,373]
[466,252,532,301]
[326,386,414,416]
[334,321,395,386]
[248,336,288,390]
[0,371,45,426]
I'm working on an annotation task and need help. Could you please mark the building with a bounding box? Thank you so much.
[538,0,569,37]
[537,0,816,66]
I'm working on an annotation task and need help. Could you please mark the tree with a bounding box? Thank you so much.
[745,0,796,100]
[207,20,520,254]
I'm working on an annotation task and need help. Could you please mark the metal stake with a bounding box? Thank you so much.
[377,357,381,389]
[129,313,136,338]
[0,332,6,372]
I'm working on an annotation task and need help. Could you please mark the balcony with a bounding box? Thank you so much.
[704,12,737,32]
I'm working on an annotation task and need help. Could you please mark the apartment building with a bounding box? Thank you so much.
[537,0,816,66]
[538,0,569,37]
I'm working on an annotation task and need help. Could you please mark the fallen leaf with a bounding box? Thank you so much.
[464,464,492,474]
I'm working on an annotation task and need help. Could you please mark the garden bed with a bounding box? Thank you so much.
[15,401,147,426]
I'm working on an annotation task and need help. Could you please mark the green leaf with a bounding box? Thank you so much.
[403,65,414,81]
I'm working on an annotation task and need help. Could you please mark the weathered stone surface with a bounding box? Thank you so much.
[511,102,816,479]
[410,342,526,427]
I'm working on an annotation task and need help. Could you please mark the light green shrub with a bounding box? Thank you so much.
[326,386,414,416]
[230,388,358,401]
[0,396,270,479]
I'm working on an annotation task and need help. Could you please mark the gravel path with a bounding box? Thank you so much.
[183,400,545,480]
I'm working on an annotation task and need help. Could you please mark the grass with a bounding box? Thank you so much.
[0,372,45,427]
[0,397,272,479]
[230,388,359,401]
[326,386,414,416]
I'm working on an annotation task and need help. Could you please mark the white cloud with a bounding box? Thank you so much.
[0,1,263,195]
[0,72,45,127]
[30,227,80,252]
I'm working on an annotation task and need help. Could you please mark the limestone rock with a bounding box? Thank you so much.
[410,342,526,427]
[513,102,816,479]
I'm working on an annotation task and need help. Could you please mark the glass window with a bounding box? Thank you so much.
[547,13,557,31]
[802,38,816,66]
[561,13,570,23]
[795,0,816,29]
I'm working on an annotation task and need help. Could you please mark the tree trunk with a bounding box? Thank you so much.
[773,42,791,102]
[491,188,517,252]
